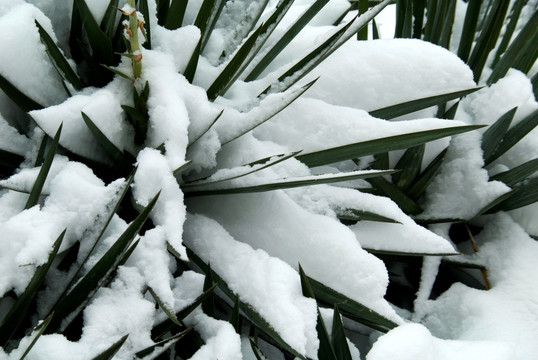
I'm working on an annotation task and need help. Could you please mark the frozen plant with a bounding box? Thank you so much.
[0,0,537,359]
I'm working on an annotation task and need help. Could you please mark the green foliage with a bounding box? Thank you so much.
[0,0,537,358]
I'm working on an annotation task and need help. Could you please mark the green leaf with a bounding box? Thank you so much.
[230,296,242,333]
[224,79,317,145]
[482,107,517,164]
[457,0,483,62]
[245,0,327,81]
[101,64,135,81]
[0,73,44,112]
[100,0,120,39]
[183,169,397,197]
[122,105,148,146]
[369,87,480,119]
[316,308,337,360]
[337,208,401,224]
[488,109,538,163]
[298,264,315,299]
[261,19,354,96]
[151,283,217,340]
[18,313,54,360]
[412,0,426,39]
[74,0,114,65]
[0,230,64,347]
[331,305,352,360]
[490,0,525,69]
[487,177,538,212]
[186,248,307,360]
[392,144,425,190]
[47,192,160,332]
[367,177,423,215]
[249,338,269,360]
[406,147,446,201]
[165,0,188,30]
[395,0,413,38]
[156,0,170,26]
[488,7,538,84]
[139,0,152,49]
[183,150,301,186]
[184,38,201,83]
[35,20,85,90]
[148,287,181,326]
[490,158,538,187]
[81,112,134,167]
[512,23,538,74]
[474,189,517,216]
[202,265,216,318]
[25,124,61,210]
[302,270,398,332]
[194,0,226,52]
[136,329,191,359]
[206,26,264,101]
[0,149,24,169]
[187,109,223,148]
[467,0,510,82]
[296,125,482,168]
[438,0,457,49]
[173,160,192,177]
[91,335,129,360]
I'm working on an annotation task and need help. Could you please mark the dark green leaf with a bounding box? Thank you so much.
[18,313,54,360]
[298,264,315,299]
[369,88,480,119]
[75,0,114,65]
[245,0,327,81]
[165,0,188,30]
[512,24,538,74]
[183,169,397,197]
[488,109,538,163]
[412,0,426,39]
[406,147,447,201]
[303,271,398,332]
[337,208,401,224]
[100,0,120,39]
[457,0,483,62]
[482,107,517,163]
[194,0,226,52]
[139,0,152,49]
[392,144,425,190]
[35,20,85,90]
[34,135,48,167]
[488,8,538,85]
[224,79,317,145]
[186,248,307,360]
[202,265,216,317]
[151,283,216,340]
[173,160,192,177]
[47,192,160,332]
[101,64,135,81]
[438,0,457,49]
[297,125,482,168]
[230,296,242,333]
[0,230,64,347]
[474,189,517,216]
[249,338,268,360]
[206,26,264,101]
[316,308,337,360]
[331,305,352,360]
[25,124,61,209]
[136,329,191,359]
[0,73,44,112]
[261,19,353,96]
[148,287,180,326]
[156,0,170,26]
[81,111,134,167]
[490,0,525,69]
[467,0,510,82]
[487,177,538,212]
[367,177,423,215]
[184,38,201,83]
[187,109,223,148]
[395,0,413,38]
[91,335,129,360]
[490,158,538,187]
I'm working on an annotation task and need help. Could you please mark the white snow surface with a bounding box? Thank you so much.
[184,214,319,358]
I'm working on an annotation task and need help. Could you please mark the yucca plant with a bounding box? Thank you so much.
[0,0,536,359]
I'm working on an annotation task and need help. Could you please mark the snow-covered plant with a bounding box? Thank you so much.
[0,0,536,359]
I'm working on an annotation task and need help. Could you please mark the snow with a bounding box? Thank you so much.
[0,3,67,107]
[419,132,511,220]
[1,0,538,359]
[184,214,319,358]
